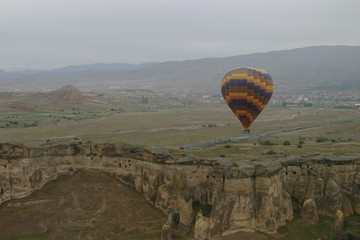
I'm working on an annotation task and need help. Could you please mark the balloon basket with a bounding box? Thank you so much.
[243,129,250,134]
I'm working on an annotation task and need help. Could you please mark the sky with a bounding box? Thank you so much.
[1,0,360,70]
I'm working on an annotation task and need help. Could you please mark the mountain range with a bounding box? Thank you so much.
[1,45,359,94]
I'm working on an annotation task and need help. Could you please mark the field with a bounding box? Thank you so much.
[1,92,359,160]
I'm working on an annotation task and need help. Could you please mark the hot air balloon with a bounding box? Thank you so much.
[221,67,274,132]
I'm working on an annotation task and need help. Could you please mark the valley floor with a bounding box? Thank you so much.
[0,170,166,240]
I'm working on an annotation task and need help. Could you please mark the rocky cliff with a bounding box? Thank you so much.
[0,143,359,239]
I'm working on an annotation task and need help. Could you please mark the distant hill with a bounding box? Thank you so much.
[0,46,359,94]
[0,69,23,79]
[56,84,81,92]
[0,85,105,110]
[46,84,96,107]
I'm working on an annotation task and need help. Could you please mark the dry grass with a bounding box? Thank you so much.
[0,95,359,158]
[0,170,166,240]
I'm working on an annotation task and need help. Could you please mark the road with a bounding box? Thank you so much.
[179,118,358,149]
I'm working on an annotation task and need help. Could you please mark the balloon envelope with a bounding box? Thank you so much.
[221,67,274,129]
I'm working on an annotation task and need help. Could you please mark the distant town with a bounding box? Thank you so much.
[270,90,360,108]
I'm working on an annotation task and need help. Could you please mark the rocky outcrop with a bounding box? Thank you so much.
[178,194,194,234]
[281,154,360,218]
[194,211,210,240]
[161,222,172,240]
[301,199,319,224]
[334,210,344,229]
[0,143,359,239]
[0,143,31,159]
[208,172,293,236]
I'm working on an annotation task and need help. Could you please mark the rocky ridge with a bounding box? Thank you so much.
[0,143,359,239]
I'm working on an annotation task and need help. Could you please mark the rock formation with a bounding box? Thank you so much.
[194,211,210,240]
[334,210,344,229]
[301,199,319,224]
[282,154,360,217]
[178,193,194,234]
[1,142,359,239]
[161,222,172,240]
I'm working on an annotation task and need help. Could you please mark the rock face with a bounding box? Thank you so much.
[301,199,319,224]
[178,195,193,234]
[334,210,344,229]
[1,143,360,239]
[194,211,210,240]
[282,155,360,217]
[161,222,172,240]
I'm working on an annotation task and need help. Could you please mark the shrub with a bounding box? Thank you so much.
[219,154,226,158]
[283,140,291,146]
[224,145,232,148]
[70,143,81,154]
[316,137,328,143]
[265,150,276,155]
[150,193,157,203]
[24,122,38,127]
[260,140,275,146]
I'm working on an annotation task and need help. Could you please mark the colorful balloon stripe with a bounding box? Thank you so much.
[221,67,274,129]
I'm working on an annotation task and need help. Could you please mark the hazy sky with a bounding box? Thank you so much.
[1,0,360,70]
